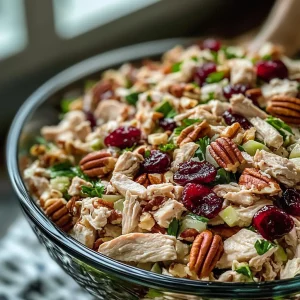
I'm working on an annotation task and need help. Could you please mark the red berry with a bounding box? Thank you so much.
[222,110,252,130]
[104,126,141,149]
[280,188,300,216]
[182,183,223,219]
[201,39,221,52]
[143,150,170,173]
[253,205,294,240]
[223,84,250,100]
[174,160,217,185]
[256,60,288,82]
[159,118,177,131]
[193,62,217,86]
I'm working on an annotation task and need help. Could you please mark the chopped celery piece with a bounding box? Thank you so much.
[102,194,124,203]
[50,176,70,192]
[274,245,288,263]
[289,144,300,159]
[90,138,103,150]
[114,198,125,212]
[150,263,162,274]
[219,206,238,227]
[242,140,269,156]
[178,216,207,235]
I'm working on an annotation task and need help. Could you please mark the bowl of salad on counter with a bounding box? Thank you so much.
[6,38,300,300]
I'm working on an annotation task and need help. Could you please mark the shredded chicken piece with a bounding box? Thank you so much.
[113,151,143,179]
[230,94,268,119]
[153,199,186,228]
[228,59,256,86]
[217,229,277,269]
[68,176,92,196]
[98,233,177,262]
[280,258,300,279]
[262,78,298,98]
[71,221,96,249]
[147,183,175,199]
[122,191,141,234]
[110,173,147,198]
[254,150,299,187]
[171,142,199,172]
[249,117,283,149]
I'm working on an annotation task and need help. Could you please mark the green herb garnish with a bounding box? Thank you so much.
[235,264,253,280]
[174,118,201,135]
[191,56,198,62]
[35,137,52,149]
[171,62,182,73]
[125,92,141,106]
[186,213,209,223]
[166,108,177,119]
[222,46,238,59]
[158,143,176,152]
[167,218,179,236]
[255,239,275,255]
[237,145,245,152]
[81,181,105,198]
[195,136,210,161]
[155,100,174,117]
[49,162,74,178]
[146,95,152,102]
[121,144,136,153]
[144,150,151,158]
[247,225,257,232]
[262,54,272,61]
[61,98,76,113]
[213,168,237,184]
[205,71,224,84]
[210,51,218,63]
[266,116,293,140]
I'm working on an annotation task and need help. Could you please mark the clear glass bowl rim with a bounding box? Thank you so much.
[6,38,300,298]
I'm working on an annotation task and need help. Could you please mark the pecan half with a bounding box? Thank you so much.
[210,225,240,239]
[208,137,245,172]
[177,120,211,146]
[266,95,300,124]
[80,150,117,177]
[239,168,281,195]
[135,173,150,187]
[189,230,223,278]
[220,123,243,140]
[43,198,73,232]
[179,228,199,242]
[245,88,263,104]
[135,173,163,187]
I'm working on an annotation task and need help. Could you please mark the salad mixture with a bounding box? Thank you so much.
[24,39,300,282]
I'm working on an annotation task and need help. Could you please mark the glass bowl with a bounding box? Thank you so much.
[6,38,300,300]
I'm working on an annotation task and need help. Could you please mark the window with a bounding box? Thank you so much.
[53,0,159,39]
[0,0,27,60]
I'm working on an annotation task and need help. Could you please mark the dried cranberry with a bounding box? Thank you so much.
[193,62,217,86]
[174,160,217,185]
[104,126,141,149]
[85,111,97,129]
[256,60,288,82]
[253,205,294,240]
[143,150,170,173]
[222,110,252,130]
[201,39,221,52]
[182,183,223,219]
[223,84,250,100]
[159,118,177,132]
[280,188,300,216]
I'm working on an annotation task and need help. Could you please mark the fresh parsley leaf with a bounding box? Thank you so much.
[81,181,105,198]
[167,218,179,236]
[155,100,174,117]
[222,46,238,60]
[262,54,272,61]
[146,289,163,299]
[205,71,224,84]
[235,264,253,280]
[255,239,275,255]
[266,116,293,140]
[146,95,152,102]
[237,145,245,151]
[144,150,151,158]
[35,137,52,149]
[186,213,209,223]
[213,168,237,184]
[158,143,177,152]
[125,92,141,106]
[71,166,91,181]
[49,162,74,178]
[191,56,198,62]
[247,225,257,232]
[174,119,201,135]
[210,51,218,63]
[195,136,210,161]
[166,108,177,119]
[171,62,182,73]
[61,98,76,113]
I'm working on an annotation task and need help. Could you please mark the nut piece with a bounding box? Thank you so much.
[266,95,300,124]
[220,122,244,144]
[208,137,245,172]
[189,230,223,278]
[179,228,199,242]
[135,173,163,187]
[148,133,168,145]
[42,198,73,232]
[80,150,117,177]
[210,225,240,239]
[177,120,211,146]
[239,168,281,195]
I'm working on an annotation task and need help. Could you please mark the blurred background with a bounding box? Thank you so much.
[0,0,275,298]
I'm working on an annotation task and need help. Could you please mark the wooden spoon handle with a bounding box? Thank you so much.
[249,0,300,56]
